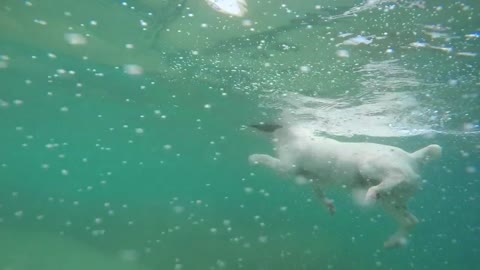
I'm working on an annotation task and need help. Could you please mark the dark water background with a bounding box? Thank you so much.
[0,0,479,269]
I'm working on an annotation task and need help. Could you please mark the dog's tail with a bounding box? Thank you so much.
[411,144,442,165]
[249,123,283,133]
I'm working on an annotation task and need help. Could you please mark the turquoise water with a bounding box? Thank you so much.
[0,0,479,269]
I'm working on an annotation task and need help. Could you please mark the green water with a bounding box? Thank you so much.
[0,0,479,269]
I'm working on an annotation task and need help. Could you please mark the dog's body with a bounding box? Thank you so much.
[249,124,441,248]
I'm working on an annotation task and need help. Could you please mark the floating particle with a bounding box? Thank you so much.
[125,43,134,49]
[338,32,353,38]
[61,169,69,176]
[258,236,268,243]
[0,99,9,108]
[299,65,311,73]
[45,143,57,149]
[13,100,24,106]
[457,52,477,57]
[119,249,139,262]
[216,260,226,268]
[34,19,47,25]
[123,64,143,75]
[90,20,97,26]
[466,166,476,174]
[56,69,67,75]
[244,187,254,194]
[429,45,452,53]
[242,19,253,27]
[336,49,350,58]
[173,206,184,214]
[341,35,373,46]
[135,128,144,134]
[465,33,479,39]
[163,144,172,150]
[204,104,212,109]
[448,79,458,86]
[64,33,87,45]
[92,230,105,237]
[463,123,477,131]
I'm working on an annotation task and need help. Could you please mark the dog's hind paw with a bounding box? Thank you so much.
[384,235,407,249]
[248,154,263,165]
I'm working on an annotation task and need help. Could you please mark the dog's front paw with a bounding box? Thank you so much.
[365,186,379,205]
[324,199,336,216]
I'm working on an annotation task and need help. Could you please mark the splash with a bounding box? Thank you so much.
[273,60,479,138]
[278,91,429,137]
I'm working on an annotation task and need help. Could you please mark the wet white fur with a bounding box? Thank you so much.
[249,126,441,248]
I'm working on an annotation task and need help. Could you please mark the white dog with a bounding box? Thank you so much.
[248,124,442,248]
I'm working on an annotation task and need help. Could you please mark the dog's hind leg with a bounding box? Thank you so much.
[381,200,419,249]
[364,173,404,204]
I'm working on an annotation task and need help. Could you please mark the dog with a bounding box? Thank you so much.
[248,123,442,248]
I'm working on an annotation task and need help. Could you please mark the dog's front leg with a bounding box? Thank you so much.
[249,154,290,174]
[312,183,336,215]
